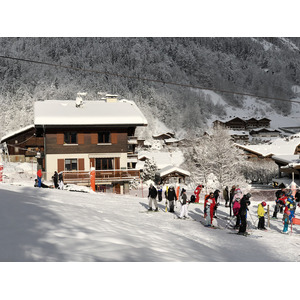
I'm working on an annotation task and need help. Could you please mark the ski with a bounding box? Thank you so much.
[227,232,263,238]
[200,221,223,229]
[139,209,160,213]
[174,216,196,221]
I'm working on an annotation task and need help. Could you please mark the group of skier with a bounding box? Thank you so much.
[147,182,300,235]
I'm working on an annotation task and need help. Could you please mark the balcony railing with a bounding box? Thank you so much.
[62,169,140,184]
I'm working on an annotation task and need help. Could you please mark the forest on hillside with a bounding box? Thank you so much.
[1,37,300,138]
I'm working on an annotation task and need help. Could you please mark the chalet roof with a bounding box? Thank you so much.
[272,155,300,165]
[158,165,190,177]
[226,117,246,123]
[0,124,35,143]
[259,118,271,122]
[164,138,180,144]
[250,128,281,134]
[34,99,148,127]
[236,133,300,157]
[246,118,258,122]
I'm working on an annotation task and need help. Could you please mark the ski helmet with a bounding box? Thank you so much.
[262,201,266,207]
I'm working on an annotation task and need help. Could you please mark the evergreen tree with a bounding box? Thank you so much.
[140,158,158,182]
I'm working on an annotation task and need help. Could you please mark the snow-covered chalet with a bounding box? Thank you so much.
[1,95,148,194]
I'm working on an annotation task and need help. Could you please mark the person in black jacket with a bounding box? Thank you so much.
[167,185,177,213]
[148,184,158,211]
[237,193,251,235]
[52,171,59,188]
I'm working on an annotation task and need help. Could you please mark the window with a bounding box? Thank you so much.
[98,132,110,143]
[65,159,77,171]
[64,132,77,144]
[96,158,114,170]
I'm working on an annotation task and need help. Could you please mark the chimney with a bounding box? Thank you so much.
[75,92,87,108]
[105,94,118,103]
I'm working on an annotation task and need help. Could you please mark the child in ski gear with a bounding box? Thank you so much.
[257,201,267,230]
[179,188,189,218]
[204,192,216,226]
[233,198,241,229]
[238,193,251,235]
[157,184,163,202]
[229,185,236,216]
[52,171,59,189]
[166,185,177,212]
[282,195,296,233]
[273,187,286,218]
[194,185,203,203]
[148,184,158,211]
[213,189,220,218]
[223,186,229,207]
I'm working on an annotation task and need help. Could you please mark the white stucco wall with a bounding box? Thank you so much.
[45,153,128,180]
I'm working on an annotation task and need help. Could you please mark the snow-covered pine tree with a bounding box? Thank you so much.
[205,125,247,190]
[184,125,247,191]
[140,158,158,182]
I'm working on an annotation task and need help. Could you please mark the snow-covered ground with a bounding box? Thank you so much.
[1,181,300,262]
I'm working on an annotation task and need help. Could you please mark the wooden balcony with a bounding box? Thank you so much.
[62,169,140,185]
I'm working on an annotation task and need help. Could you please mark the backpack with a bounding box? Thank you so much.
[233,201,241,216]
[190,195,195,203]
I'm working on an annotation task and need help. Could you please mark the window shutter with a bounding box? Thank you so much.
[78,133,84,145]
[91,133,98,144]
[57,159,64,173]
[57,133,64,145]
[111,133,118,144]
[115,157,120,169]
[78,158,84,170]
[89,158,95,168]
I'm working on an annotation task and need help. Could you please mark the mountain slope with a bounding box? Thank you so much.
[1,37,300,138]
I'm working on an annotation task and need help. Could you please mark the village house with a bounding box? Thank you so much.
[213,117,271,131]
[1,95,148,194]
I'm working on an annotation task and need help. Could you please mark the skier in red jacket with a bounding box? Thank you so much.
[204,192,216,226]
[194,185,203,203]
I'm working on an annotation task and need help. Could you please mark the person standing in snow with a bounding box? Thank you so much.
[223,186,229,207]
[157,184,163,202]
[232,198,241,229]
[194,185,202,203]
[229,185,236,216]
[167,185,177,213]
[273,187,286,218]
[204,192,216,226]
[213,189,220,218]
[58,172,64,190]
[52,171,59,188]
[282,193,296,233]
[148,184,158,211]
[179,188,189,218]
[257,201,267,230]
[238,193,251,235]
[37,169,42,188]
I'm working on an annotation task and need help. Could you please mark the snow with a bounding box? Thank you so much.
[0,124,35,143]
[137,150,185,169]
[0,162,297,299]
[237,133,300,157]
[34,100,148,126]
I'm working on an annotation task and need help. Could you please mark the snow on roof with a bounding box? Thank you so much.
[0,124,35,143]
[158,165,190,177]
[138,150,184,169]
[229,130,249,136]
[164,138,179,143]
[34,100,148,126]
[236,133,300,157]
[272,155,300,165]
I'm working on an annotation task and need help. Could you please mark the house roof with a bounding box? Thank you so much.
[34,99,148,126]
[236,133,300,157]
[0,124,35,143]
[158,165,191,177]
